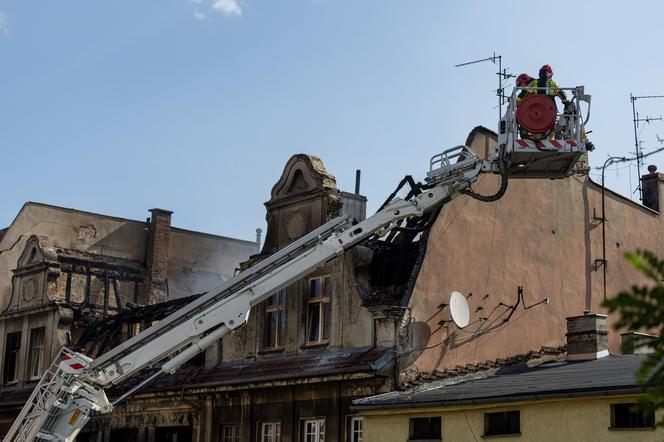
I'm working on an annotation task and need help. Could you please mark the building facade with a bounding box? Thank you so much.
[1,127,663,441]
[354,316,664,442]
[0,203,258,437]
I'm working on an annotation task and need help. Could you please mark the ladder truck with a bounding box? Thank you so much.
[4,84,592,441]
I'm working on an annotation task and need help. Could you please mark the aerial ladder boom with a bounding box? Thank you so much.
[5,82,592,441]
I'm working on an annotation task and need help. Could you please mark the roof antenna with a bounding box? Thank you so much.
[455,52,514,122]
[630,93,664,200]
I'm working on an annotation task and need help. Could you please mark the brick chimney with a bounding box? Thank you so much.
[642,165,661,211]
[566,313,609,361]
[145,208,173,304]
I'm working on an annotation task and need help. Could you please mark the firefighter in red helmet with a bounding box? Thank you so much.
[534,64,570,108]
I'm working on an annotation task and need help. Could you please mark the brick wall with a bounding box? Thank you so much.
[145,208,173,304]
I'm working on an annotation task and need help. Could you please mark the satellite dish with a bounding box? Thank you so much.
[449,291,470,328]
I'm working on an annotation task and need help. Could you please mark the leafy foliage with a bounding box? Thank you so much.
[603,250,664,421]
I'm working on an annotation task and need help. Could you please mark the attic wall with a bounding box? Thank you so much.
[167,230,257,299]
[400,130,664,376]
[0,204,147,311]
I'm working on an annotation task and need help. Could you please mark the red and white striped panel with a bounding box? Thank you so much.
[59,354,89,374]
[515,139,578,150]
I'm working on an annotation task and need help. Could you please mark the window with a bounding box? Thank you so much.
[221,424,240,442]
[260,421,281,442]
[263,289,286,350]
[303,418,325,442]
[28,327,45,380]
[484,410,520,437]
[349,417,363,442]
[306,276,332,344]
[409,417,441,441]
[4,332,21,383]
[610,402,655,429]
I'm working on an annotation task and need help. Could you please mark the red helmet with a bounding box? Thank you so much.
[540,64,554,78]
[516,73,533,87]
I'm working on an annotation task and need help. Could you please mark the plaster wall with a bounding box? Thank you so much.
[402,130,664,373]
[0,203,257,310]
[361,395,664,442]
[0,203,147,311]
[167,229,257,299]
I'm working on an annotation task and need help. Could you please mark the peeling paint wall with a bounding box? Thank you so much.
[400,129,664,375]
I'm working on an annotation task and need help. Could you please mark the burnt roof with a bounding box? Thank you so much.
[0,348,392,409]
[353,355,647,410]
[112,347,393,395]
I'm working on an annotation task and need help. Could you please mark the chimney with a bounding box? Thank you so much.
[342,170,367,222]
[642,165,660,211]
[145,208,173,304]
[621,332,657,355]
[566,313,609,361]
[255,228,263,249]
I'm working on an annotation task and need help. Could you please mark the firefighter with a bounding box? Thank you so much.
[535,65,594,149]
[534,64,572,110]
[515,73,534,105]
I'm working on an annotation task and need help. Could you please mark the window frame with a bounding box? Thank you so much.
[305,275,332,346]
[4,331,22,384]
[302,418,325,442]
[262,289,287,351]
[260,421,281,442]
[220,423,241,442]
[28,327,45,380]
[348,416,364,442]
[610,402,656,430]
[483,410,520,437]
[408,416,441,441]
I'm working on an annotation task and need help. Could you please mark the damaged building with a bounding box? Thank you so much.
[0,203,258,438]
[1,126,664,442]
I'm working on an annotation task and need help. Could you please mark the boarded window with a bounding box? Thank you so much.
[484,410,520,436]
[4,332,21,383]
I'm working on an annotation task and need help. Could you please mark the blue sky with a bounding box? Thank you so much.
[2,0,664,241]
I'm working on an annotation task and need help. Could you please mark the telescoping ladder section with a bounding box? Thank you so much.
[5,349,89,442]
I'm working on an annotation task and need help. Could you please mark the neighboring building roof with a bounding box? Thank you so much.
[0,228,7,243]
[9,202,257,245]
[465,125,497,147]
[353,355,647,410]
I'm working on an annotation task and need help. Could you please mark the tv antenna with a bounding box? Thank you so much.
[630,93,664,200]
[455,52,514,121]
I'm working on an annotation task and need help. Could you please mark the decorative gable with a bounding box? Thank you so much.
[262,155,341,254]
[8,235,60,311]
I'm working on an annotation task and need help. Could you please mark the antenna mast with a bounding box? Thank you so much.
[630,93,664,200]
[455,52,514,122]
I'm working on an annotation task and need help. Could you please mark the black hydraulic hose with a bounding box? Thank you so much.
[376,175,435,213]
[461,145,509,202]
